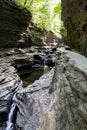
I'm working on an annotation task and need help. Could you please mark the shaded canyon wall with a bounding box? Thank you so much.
[61,0,87,56]
[0,0,54,48]
[0,0,32,47]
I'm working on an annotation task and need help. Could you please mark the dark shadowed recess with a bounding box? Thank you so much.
[0,0,32,48]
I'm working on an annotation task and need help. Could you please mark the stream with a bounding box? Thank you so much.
[0,46,56,130]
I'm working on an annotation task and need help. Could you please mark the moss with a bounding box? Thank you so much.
[72,49,80,54]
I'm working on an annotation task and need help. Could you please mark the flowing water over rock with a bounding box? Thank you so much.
[6,103,17,130]
[0,47,56,129]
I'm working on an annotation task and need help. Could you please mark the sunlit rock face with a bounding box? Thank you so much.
[61,0,87,56]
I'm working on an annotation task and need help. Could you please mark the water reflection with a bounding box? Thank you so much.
[20,67,50,87]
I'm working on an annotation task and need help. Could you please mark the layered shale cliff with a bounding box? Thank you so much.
[0,0,44,48]
[0,0,32,47]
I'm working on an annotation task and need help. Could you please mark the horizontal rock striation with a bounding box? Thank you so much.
[0,0,48,48]
[0,46,56,129]
[14,48,87,130]
[0,55,22,128]
[0,0,32,47]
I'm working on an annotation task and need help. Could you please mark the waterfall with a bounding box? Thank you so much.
[6,103,17,130]
[43,60,50,74]
[44,60,48,70]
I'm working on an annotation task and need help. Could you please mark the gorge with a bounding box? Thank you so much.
[0,0,87,130]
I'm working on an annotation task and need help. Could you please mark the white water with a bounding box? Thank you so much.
[6,103,16,130]
[44,61,48,70]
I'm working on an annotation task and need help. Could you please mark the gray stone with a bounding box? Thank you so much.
[14,48,87,130]
[13,69,56,130]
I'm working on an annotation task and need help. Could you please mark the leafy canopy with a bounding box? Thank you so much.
[13,0,66,36]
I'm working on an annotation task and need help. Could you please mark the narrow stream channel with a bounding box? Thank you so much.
[6,103,18,130]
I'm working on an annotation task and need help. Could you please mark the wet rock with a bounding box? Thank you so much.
[0,59,22,127]
[0,46,56,129]
[52,47,56,52]
[13,47,87,130]
[33,54,42,60]
[33,60,44,67]
[14,59,32,75]
[0,101,8,125]
[45,59,55,68]
[13,69,55,130]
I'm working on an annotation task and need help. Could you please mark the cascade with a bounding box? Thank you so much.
[44,60,48,70]
[6,103,17,130]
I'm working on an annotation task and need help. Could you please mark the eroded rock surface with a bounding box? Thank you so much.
[13,69,55,130]
[0,46,56,127]
[52,48,87,130]
[1,47,87,130]
[0,62,22,129]
[14,48,87,130]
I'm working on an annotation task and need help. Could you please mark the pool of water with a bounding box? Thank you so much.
[20,67,50,87]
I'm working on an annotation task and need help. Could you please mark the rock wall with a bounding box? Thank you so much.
[0,53,22,129]
[0,0,32,47]
[0,0,47,48]
[52,48,87,130]
[0,47,87,130]
[13,48,87,130]
[61,0,87,56]
[13,69,55,130]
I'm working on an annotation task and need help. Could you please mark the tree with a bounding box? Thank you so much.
[13,0,64,36]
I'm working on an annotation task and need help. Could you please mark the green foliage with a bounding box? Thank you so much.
[39,7,47,14]
[13,0,66,37]
[54,2,61,14]
[60,23,67,38]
